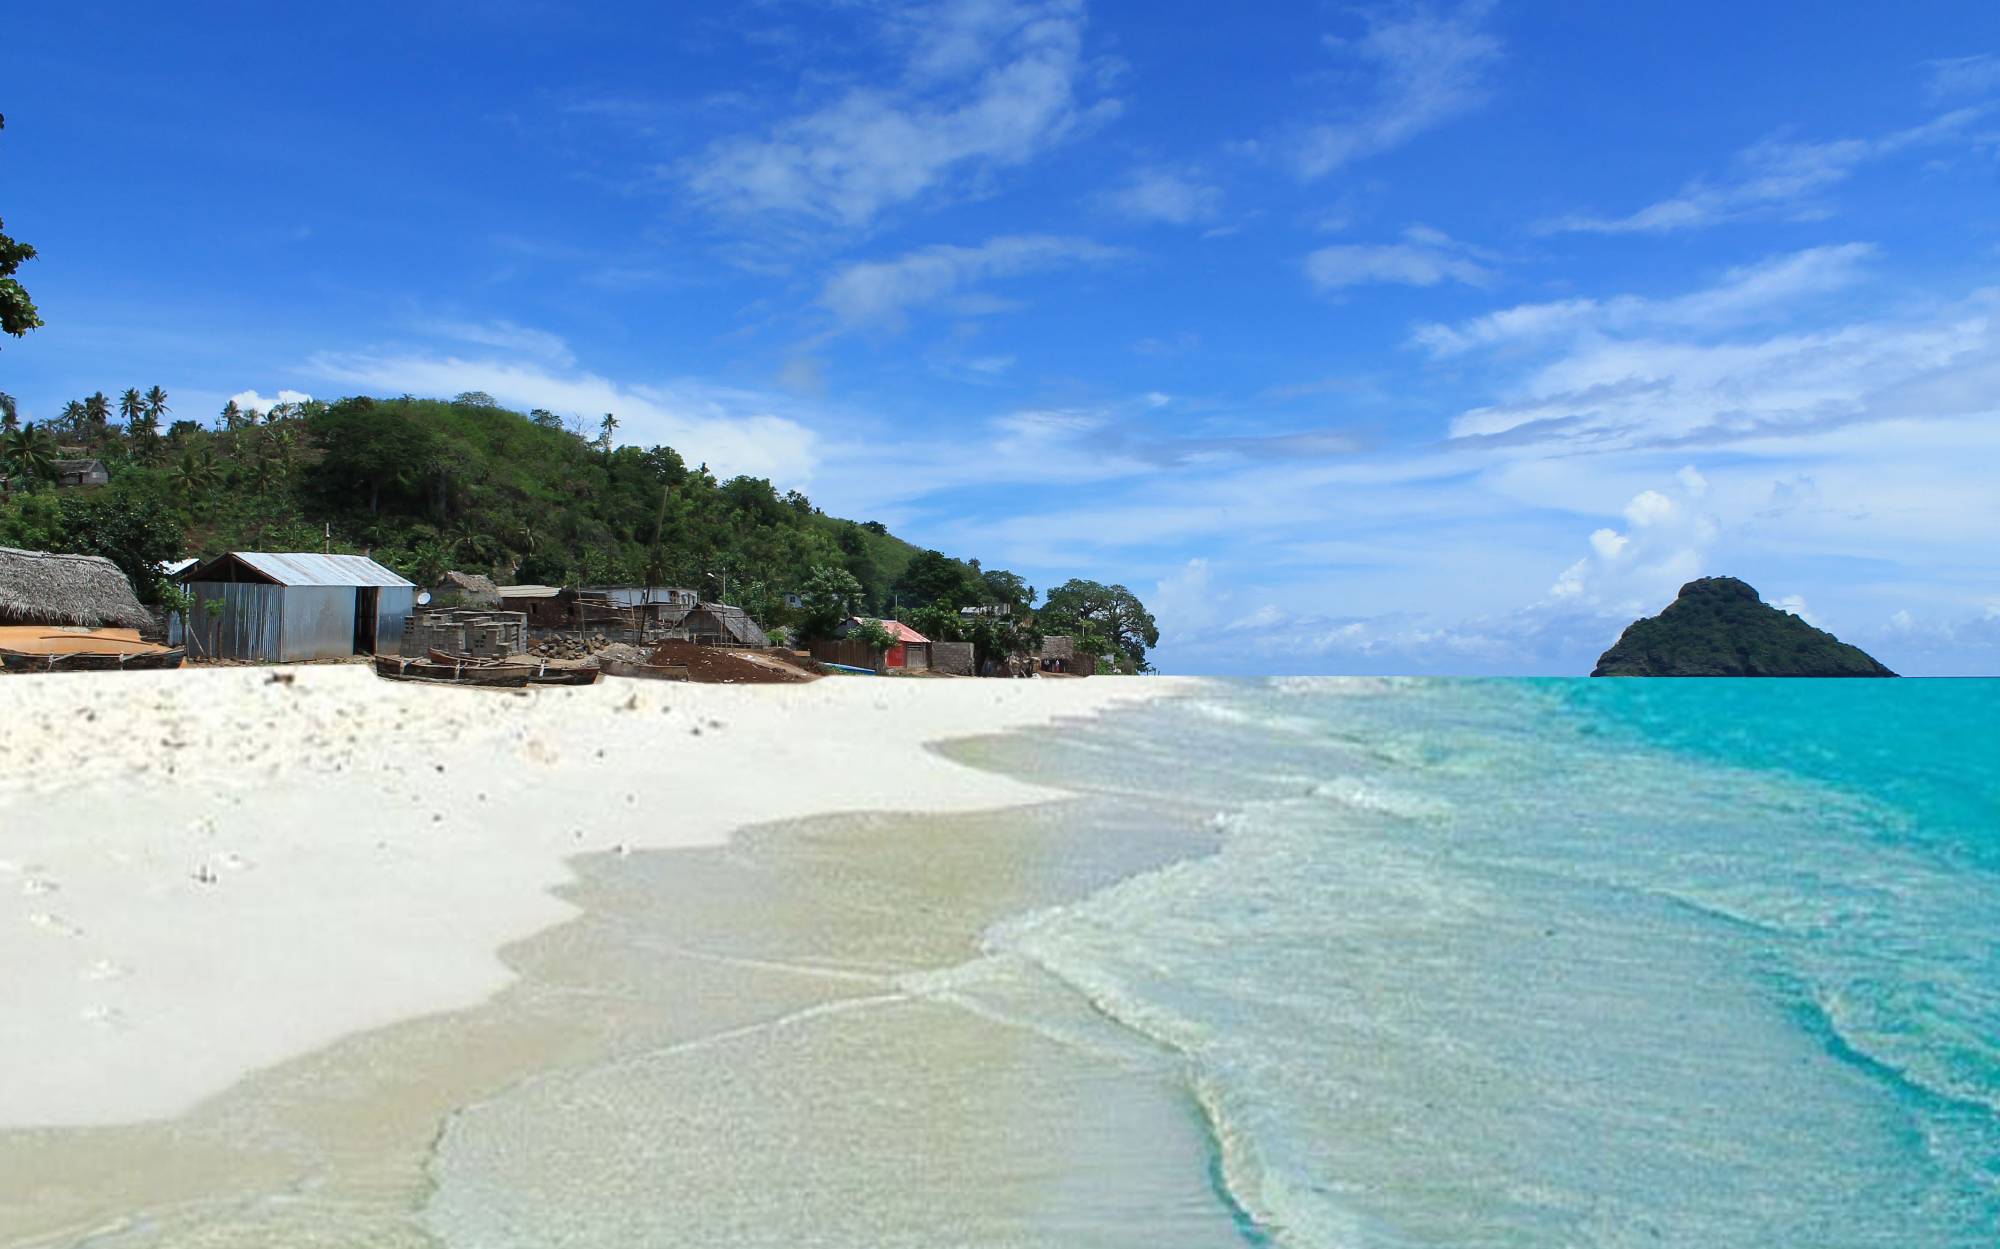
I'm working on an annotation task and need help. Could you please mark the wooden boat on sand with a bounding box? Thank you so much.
[600,658,691,682]
[426,648,601,686]
[1,646,185,673]
[374,655,534,687]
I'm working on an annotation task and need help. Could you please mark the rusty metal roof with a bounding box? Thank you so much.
[854,617,930,644]
[183,552,413,588]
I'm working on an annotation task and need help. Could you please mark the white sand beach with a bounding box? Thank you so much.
[0,666,1189,1129]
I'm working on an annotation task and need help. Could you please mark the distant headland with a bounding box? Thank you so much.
[1592,577,1897,677]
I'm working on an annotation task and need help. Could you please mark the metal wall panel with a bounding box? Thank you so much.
[375,587,415,656]
[181,582,284,662]
[279,586,358,661]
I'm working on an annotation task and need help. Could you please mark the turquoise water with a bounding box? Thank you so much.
[967,678,2000,1247]
[415,678,1999,1248]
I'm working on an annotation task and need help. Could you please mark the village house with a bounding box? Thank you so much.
[686,601,771,648]
[427,570,501,608]
[52,458,109,489]
[853,617,931,671]
[172,552,415,662]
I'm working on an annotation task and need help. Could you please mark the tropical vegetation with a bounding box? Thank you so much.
[0,389,1159,669]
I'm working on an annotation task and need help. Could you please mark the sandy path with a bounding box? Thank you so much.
[0,665,1190,1128]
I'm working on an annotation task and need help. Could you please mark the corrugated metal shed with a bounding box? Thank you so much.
[181,552,413,588]
[170,551,414,662]
[497,584,562,599]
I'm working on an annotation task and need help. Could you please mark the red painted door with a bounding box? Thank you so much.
[886,642,906,668]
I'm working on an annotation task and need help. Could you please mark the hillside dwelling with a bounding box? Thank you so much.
[0,546,155,632]
[497,584,572,628]
[850,617,931,671]
[53,459,109,489]
[1037,634,1095,675]
[430,570,501,608]
[172,552,415,662]
[686,601,771,648]
[959,603,1011,618]
[588,585,700,610]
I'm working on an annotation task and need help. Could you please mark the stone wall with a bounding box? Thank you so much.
[932,640,975,675]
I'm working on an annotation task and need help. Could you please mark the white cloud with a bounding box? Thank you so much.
[421,320,576,367]
[1588,528,1628,559]
[1305,225,1493,290]
[228,388,312,414]
[1676,464,1708,496]
[1450,306,1995,450]
[1294,1,1502,178]
[1622,489,1676,527]
[820,234,1122,329]
[686,0,1114,228]
[1540,109,1984,234]
[1414,243,1875,355]
[1926,54,2000,101]
[1547,474,1716,616]
[1773,594,1819,627]
[1097,165,1223,225]
[304,351,818,484]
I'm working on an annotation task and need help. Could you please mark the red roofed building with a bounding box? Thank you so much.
[851,617,931,671]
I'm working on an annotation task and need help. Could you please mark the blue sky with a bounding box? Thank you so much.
[6,1,1999,674]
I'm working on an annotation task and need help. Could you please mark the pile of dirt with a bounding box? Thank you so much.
[645,640,817,684]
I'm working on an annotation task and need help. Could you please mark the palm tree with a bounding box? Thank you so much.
[175,446,219,515]
[57,399,86,437]
[599,412,618,457]
[119,387,144,426]
[143,384,169,425]
[83,391,112,441]
[3,422,57,487]
[0,390,17,431]
[218,399,243,432]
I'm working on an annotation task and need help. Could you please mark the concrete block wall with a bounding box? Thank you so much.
[932,641,975,675]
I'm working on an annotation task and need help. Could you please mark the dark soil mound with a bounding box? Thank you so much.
[645,640,816,684]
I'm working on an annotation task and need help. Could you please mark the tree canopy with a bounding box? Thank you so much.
[0,115,42,346]
[0,389,1159,667]
[1040,579,1161,673]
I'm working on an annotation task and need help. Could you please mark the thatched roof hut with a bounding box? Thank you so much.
[432,570,501,607]
[0,546,154,630]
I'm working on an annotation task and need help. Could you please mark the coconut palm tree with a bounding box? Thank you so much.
[599,412,618,457]
[175,446,219,515]
[0,390,17,432]
[218,399,243,432]
[119,387,144,426]
[143,384,169,425]
[83,391,112,441]
[3,422,56,486]
[57,399,86,437]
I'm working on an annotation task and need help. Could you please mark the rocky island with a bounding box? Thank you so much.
[1592,577,1897,677]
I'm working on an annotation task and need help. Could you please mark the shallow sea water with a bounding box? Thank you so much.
[8,678,1996,1248]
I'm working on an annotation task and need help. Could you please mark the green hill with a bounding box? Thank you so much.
[0,393,946,623]
[1592,577,1896,677]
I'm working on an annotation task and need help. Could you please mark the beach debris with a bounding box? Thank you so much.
[265,672,295,686]
[80,1005,130,1029]
[191,863,218,885]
